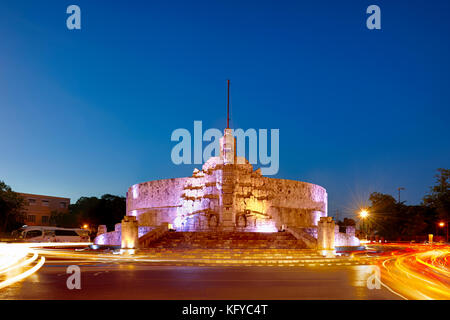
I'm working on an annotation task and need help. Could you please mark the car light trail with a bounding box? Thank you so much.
[375,244,450,300]
[0,245,29,273]
[0,242,91,289]
[0,256,45,289]
[2,240,449,300]
[0,251,38,275]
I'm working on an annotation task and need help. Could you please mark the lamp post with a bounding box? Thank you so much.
[438,221,448,242]
[397,187,405,203]
[359,209,369,240]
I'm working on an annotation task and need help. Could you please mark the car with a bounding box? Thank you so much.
[15,226,90,242]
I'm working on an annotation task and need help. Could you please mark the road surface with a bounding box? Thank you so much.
[1,261,400,299]
[5,243,448,299]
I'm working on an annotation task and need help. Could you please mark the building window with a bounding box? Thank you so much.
[28,199,36,205]
[27,215,36,223]
[42,200,50,206]
[59,202,66,208]
[42,216,49,224]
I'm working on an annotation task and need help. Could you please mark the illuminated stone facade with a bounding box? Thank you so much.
[126,129,328,233]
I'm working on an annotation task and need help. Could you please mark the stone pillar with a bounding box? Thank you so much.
[219,128,236,165]
[219,128,237,231]
[220,165,236,231]
[121,216,139,251]
[97,225,107,236]
[318,217,335,256]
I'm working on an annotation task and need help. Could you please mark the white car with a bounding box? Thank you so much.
[17,226,89,242]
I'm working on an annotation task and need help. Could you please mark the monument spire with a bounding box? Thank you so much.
[227,79,230,129]
[221,79,235,165]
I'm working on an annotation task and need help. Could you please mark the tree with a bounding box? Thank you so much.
[49,210,79,228]
[369,192,397,211]
[0,181,25,232]
[365,169,448,240]
[69,194,125,231]
[423,168,450,222]
[337,218,356,227]
[367,192,402,239]
[400,205,432,237]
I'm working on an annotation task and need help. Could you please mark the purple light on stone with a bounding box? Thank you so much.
[174,216,183,229]
[95,234,106,245]
[255,224,277,233]
[132,185,139,199]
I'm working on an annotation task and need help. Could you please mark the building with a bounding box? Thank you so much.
[19,193,70,226]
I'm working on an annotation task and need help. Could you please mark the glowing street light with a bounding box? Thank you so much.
[358,209,369,241]
[436,221,448,242]
[359,209,369,219]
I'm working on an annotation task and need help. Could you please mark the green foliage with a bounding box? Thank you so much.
[49,210,79,228]
[0,181,25,232]
[69,194,126,230]
[423,168,450,220]
[337,217,356,227]
[367,192,400,239]
[366,168,448,240]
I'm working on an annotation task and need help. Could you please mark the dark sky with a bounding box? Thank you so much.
[1,0,449,219]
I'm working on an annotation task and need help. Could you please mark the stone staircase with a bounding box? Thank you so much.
[286,227,318,249]
[137,247,325,265]
[131,231,370,267]
[146,231,308,249]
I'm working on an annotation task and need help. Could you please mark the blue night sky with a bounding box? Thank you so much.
[0,0,449,219]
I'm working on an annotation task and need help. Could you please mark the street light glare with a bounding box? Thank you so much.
[359,210,369,219]
[439,222,445,227]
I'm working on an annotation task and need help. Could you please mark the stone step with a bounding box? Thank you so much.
[138,252,323,259]
[146,231,307,249]
[140,248,319,254]
[132,248,353,267]
[157,231,296,238]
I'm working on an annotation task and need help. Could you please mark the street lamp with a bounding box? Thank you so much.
[438,221,448,242]
[359,209,369,219]
[359,209,369,240]
[397,187,405,203]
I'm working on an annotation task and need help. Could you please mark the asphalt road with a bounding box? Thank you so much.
[0,262,401,299]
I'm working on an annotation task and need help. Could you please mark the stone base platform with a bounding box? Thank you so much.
[127,248,375,267]
[146,231,308,249]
